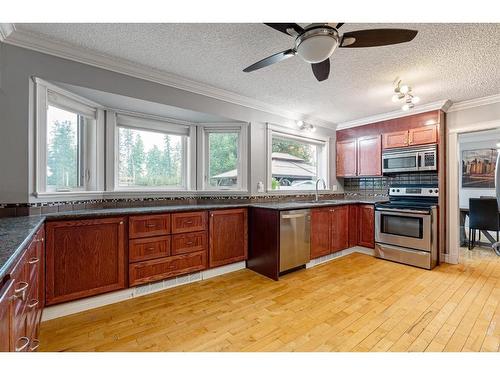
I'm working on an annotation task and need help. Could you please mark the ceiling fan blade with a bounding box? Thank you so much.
[335,23,345,29]
[243,49,296,73]
[311,59,330,82]
[264,23,304,36]
[340,29,418,48]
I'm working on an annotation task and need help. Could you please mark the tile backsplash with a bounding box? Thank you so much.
[343,172,439,196]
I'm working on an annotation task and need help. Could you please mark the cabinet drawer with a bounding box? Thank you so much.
[129,214,171,239]
[171,211,207,234]
[171,231,207,255]
[129,251,207,287]
[129,236,171,263]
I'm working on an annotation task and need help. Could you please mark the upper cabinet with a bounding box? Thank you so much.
[337,135,381,177]
[383,125,437,149]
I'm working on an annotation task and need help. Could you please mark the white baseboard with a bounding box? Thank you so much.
[41,261,246,322]
[306,246,375,268]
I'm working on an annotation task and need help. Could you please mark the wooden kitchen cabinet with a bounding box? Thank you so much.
[0,279,14,351]
[409,125,437,146]
[348,205,359,248]
[209,208,248,268]
[358,204,375,248]
[336,139,357,177]
[46,217,127,306]
[382,130,408,149]
[357,135,382,176]
[310,205,349,259]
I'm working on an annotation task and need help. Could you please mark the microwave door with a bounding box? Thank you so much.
[383,152,418,173]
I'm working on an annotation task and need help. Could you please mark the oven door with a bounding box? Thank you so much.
[375,208,431,252]
[382,151,419,173]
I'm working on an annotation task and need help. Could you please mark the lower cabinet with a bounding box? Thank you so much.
[0,226,45,352]
[45,217,127,306]
[358,204,375,248]
[209,208,248,268]
[348,204,359,248]
[311,205,349,259]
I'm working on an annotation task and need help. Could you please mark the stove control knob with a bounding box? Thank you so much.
[429,189,433,193]
[396,189,400,192]
[434,189,439,193]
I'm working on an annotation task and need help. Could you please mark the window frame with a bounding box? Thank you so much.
[34,78,105,196]
[197,123,248,192]
[106,110,197,192]
[266,123,330,193]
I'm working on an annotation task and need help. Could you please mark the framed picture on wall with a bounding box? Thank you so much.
[461,148,498,188]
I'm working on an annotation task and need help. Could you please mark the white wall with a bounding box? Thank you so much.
[0,43,338,203]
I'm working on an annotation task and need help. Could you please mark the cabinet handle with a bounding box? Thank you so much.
[145,223,157,228]
[28,299,39,309]
[185,220,193,224]
[28,257,40,265]
[29,339,40,351]
[15,337,30,352]
[119,221,124,225]
[13,282,29,301]
[146,247,155,251]
[186,241,194,245]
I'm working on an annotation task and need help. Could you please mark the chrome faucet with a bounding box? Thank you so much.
[315,178,327,202]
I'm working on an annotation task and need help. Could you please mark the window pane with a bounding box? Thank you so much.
[46,105,81,190]
[118,127,184,188]
[271,136,319,190]
[208,132,239,188]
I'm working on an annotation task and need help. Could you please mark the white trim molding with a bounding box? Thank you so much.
[336,99,452,130]
[1,26,336,130]
[447,93,500,112]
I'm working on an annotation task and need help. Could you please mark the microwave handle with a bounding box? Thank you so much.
[418,154,422,168]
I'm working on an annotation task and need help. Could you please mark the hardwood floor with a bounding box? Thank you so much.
[39,248,500,352]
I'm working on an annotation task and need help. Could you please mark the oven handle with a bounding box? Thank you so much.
[375,207,431,216]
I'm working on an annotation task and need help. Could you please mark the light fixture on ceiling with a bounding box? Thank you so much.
[298,121,315,132]
[392,80,420,111]
[295,28,340,64]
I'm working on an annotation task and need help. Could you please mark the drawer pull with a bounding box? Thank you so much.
[13,282,29,301]
[146,247,156,251]
[28,299,39,309]
[28,257,40,265]
[15,337,30,352]
[145,223,157,228]
[185,220,193,224]
[185,241,194,245]
[29,339,40,351]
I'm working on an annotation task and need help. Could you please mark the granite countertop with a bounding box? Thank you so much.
[0,197,387,281]
[0,216,45,282]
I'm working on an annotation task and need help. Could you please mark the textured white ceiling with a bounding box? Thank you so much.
[16,23,500,124]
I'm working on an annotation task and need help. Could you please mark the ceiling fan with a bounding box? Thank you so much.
[243,23,418,82]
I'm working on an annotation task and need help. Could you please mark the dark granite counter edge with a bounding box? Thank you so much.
[0,217,45,282]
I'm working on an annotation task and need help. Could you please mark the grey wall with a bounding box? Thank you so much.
[0,43,338,203]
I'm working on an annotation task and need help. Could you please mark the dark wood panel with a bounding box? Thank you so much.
[383,130,408,149]
[331,206,349,252]
[336,139,357,177]
[129,251,207,287]
[337,110,441,142]
[348,204,359,248]
[310,208,332,259]
[171,211,208,234]
[129,214,170,239]
[46,217,127,306]
[248,208,280,281]
[409,125,437,146]
[129,236,171,263]
[209,209,248,268]
[358,204,375,248]
[357,135,382,176]
[0,279,14,351]
[171,231,207,256]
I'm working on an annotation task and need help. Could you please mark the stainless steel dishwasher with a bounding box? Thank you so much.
[279,209,311,273]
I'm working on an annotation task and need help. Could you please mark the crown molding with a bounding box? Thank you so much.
[447,93,500,113]
[1,26,336,129]
[0,23,15,42]
[336,99,452,130]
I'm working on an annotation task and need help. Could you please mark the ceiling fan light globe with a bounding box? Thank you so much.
[400,85,410,94]
[297,35,338,63]
[411,96,420,104]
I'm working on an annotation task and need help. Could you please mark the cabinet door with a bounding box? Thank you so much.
[209,209,248,268]
[357,135,382,176]
[46,217,127,306]
[331,206,349,253]
[310,208,332,259]
[336,139,357,177]
[0,279,14,351]
[348,205,359,248]
[409,125,437,146]
[358,204,375,248]
[382,130,408,149]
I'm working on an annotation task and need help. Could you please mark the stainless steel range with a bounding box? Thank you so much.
[375,184,439,270]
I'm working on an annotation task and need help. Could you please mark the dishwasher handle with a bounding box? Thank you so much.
[281,213,309,219]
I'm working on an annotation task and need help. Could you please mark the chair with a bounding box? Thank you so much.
[468,198,499,250]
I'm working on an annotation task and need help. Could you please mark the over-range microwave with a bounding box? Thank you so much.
[382,145,437,174]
